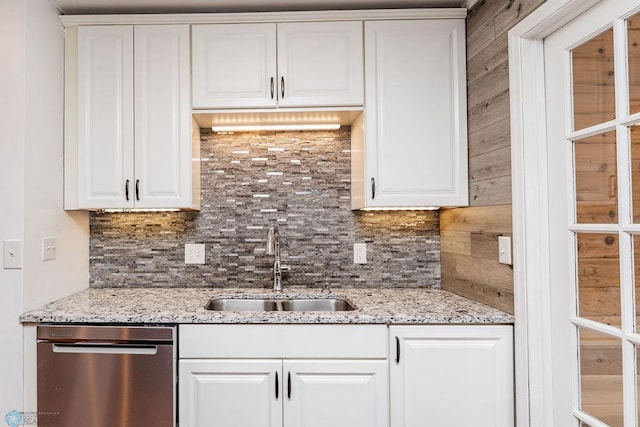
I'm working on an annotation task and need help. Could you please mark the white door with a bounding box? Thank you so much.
[134,25,191,208]
[544,1,640,425]
[277,21,363,107]
[389,325,513,427]
[191,23,277,109]
[179,359,282,427]
[283,360,388,427]
[76,25,134,209]
[363,20,467,208]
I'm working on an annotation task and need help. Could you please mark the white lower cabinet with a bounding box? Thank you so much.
[389,325,514,427]
[178,325,388,427]
[284,360,387,427]
[179,359,282,427]
[178,324,513,427]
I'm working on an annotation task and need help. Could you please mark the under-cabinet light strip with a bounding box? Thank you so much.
[211,123,341,132]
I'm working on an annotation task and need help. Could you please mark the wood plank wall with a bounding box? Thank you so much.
[440,0,546,314]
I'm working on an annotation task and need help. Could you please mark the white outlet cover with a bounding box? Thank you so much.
[185,243,206,265]
[354,243,367,264]
[498,236,512,265]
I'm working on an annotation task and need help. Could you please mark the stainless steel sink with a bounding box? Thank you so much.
[280,298,356,311]
[206,299,280,311]
[205,297,356,312]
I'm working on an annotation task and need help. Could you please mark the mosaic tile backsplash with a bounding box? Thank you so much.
[89,127,441,288]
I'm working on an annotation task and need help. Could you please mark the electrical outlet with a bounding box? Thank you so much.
[185,243,206,265]
[354,243,367,264]
[498,236,512,265]
[42,237,57,261]
[4,239,23,269]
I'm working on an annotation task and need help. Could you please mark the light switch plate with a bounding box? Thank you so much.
[42,236,57,261]
[498,236,512,265]
[354,243,367,264]
[185,243,206,265]
[4,239,23,269]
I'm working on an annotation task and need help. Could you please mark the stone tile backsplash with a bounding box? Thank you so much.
[89,127,441,288]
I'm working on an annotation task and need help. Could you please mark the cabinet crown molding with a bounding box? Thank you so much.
[60,8,466,27]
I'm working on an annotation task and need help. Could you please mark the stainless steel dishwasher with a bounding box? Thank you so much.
[37,325,175,427]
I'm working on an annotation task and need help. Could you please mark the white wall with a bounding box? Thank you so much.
[23,0,89,311]
[0,0,89,417]
[0,0,27,416]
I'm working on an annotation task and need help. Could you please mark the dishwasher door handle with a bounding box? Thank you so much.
[52,344,158,355]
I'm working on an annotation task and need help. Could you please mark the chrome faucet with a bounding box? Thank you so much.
[266,226,282,292]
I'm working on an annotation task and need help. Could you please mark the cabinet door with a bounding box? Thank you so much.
[192,23,277,109]
[389,325,514,427]
[77,26,134,209]
[134,25,192,208]
[361,20,468,208]
[284,360,388,427]
[179,359,282,427]
[277,21,363,107]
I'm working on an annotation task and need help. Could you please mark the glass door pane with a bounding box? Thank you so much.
[631,126,640,222]
[579,326,624,426]
[629,14,640,114]
[574,131,618,224]
[577,233,621,327]
[572,28,616,130]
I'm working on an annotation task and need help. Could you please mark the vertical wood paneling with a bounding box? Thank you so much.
[440,0,546,314]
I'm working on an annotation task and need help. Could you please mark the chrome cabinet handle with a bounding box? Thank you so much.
[275,371,279,399]
[395,336,400,364]
[371,178,376,199]
[270,77,274,99]
[135,179,140,201]
[125,179,130,201]
[281,76,285,99]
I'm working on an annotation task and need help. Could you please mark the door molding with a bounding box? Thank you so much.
[507,1,602,425]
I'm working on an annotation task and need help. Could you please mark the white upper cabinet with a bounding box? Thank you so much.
[71,24,199,210]
[352,19,468,209]
[134,25,194,209]
[77,26,134,209]
[276,22,364,107]
[192,23,277,109]
[191,21,363,109]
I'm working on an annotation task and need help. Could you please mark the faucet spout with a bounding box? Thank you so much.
[266,226,282,292]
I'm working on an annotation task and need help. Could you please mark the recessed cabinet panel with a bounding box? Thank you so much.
[355,19,468,208]
[389,325,514,427]
[192,23,277,109]
[277,21,363,107]
[134,25,192,208]
[179,359,282,427]
[284,360,387,427]
[77,26,134,209]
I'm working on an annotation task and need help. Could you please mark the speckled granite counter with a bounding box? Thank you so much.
[20,287,514,324]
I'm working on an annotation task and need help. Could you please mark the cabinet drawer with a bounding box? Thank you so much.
[179,324,387,359]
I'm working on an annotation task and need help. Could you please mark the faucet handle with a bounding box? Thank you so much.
[321,282,331,295]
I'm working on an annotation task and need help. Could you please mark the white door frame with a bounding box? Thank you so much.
[508,1,602,425]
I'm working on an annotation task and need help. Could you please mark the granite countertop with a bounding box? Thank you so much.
[20,287,514,325]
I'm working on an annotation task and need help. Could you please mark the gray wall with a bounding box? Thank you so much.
[90,127,440,289]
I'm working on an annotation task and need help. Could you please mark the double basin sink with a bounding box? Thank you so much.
[206,296,356,312]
